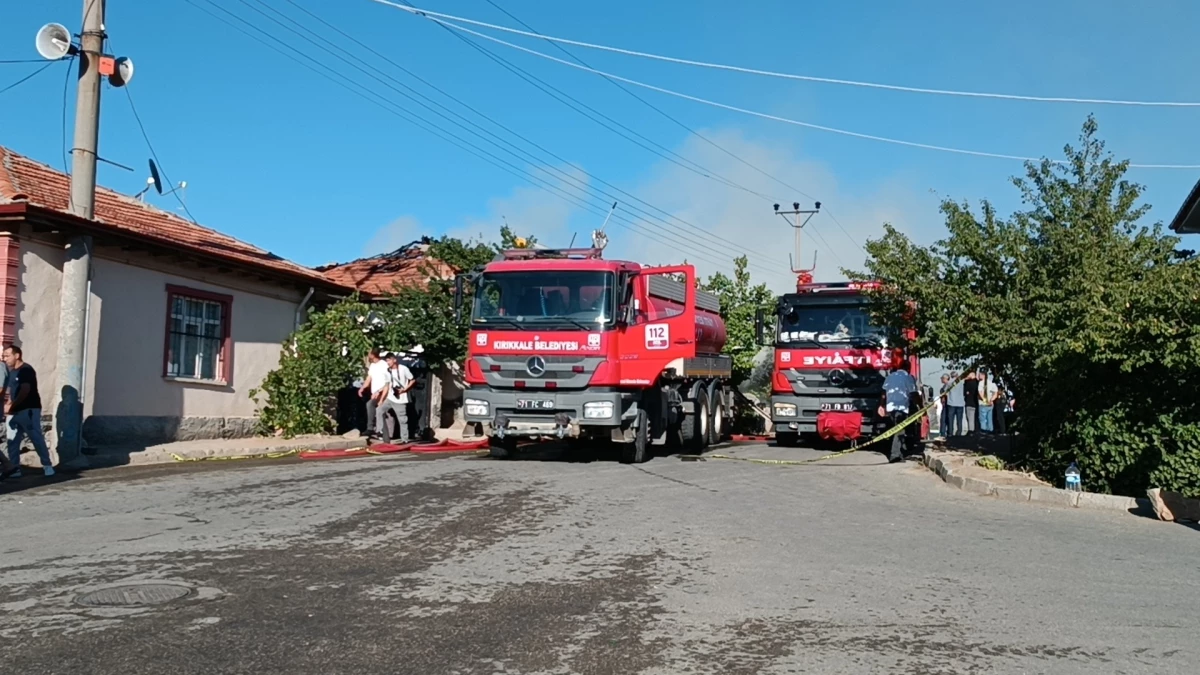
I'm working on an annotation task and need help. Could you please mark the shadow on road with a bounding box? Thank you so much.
[0,468,84,496]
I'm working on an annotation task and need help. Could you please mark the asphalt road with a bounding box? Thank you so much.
[2,442,1197,674]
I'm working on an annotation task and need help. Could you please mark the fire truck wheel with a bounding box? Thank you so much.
[488,437,517,459]
[776,431,799,448]
[620,409,650,464]
[707,390,724,446]
[680,390,710,452]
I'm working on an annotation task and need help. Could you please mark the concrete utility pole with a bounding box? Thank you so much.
[55,0,106,468]
[773,201,821,286]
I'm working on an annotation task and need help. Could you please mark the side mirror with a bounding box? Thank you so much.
[453,275,465,323]
[754,308,765,346]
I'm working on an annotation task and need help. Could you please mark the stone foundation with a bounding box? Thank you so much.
[82,415,259,448]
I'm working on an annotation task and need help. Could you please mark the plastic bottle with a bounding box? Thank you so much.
[1065,462,1082,492]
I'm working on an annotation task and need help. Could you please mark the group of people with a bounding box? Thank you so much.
[0,345,55,481]
[357,348,416,444]
[937,370,1010,437]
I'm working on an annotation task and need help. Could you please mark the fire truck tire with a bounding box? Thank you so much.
[488,437,517,459]
[707,386,724,446]
[619,409,650,464]
[776,431,799,447]
[681,390,710,452]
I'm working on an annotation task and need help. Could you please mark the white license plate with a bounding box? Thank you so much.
[821,403,855,412]
[517,399,554,411]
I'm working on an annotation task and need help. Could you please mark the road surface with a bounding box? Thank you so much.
[2,442,1196,674]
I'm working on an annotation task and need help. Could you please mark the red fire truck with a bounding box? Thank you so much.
[756,278,927,447]
[456,240,733,463]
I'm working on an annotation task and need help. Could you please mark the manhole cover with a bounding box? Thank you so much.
[75,583,193,607]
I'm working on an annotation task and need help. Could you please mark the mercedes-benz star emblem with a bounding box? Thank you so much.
[827,368,846,387]
[526,356,547,377]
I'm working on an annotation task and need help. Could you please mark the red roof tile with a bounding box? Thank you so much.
[317,239,455,297]
[0,146,344,289]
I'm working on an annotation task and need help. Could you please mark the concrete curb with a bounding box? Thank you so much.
[83,437,370,467]
[922,451,1151,516]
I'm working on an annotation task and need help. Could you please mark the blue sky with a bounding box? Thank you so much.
[3,0,1199,293]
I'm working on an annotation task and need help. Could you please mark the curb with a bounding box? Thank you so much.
[922,452,1151,516]
[85,437,371,467]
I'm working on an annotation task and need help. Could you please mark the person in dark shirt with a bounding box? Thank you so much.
[3,345,54,478]
[962,372,980,434]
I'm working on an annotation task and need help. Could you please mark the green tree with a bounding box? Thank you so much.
[249,296,376,436]
[851,116,1200,496]
[251,226,536,437]
[701,255,775,385]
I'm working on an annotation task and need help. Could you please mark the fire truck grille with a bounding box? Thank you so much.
[782,368,885,395]
[475,355,605,390]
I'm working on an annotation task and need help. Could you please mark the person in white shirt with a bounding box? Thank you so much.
[359,348,391,439]
[376,352,415,444]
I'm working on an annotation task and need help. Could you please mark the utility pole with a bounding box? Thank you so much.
[773,201,821,288]
[55,0,106,468]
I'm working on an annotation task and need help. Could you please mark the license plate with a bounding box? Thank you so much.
[517,399,554,411]
[821,402,855,412]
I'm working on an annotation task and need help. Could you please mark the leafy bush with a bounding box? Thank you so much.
[853,117,1200,497]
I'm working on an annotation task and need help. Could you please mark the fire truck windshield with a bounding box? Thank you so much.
[776,303,887,346]
[471,271,616,329]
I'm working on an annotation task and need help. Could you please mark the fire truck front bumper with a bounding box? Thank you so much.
[461,388,634,440]
[770,394,880,437]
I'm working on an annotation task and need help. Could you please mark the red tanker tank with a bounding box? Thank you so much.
[645,295,727,356]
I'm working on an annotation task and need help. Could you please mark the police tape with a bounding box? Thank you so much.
[680,364,978,466]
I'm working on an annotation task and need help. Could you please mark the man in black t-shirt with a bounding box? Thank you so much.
[2,345,54,478]
[962,372,980,434]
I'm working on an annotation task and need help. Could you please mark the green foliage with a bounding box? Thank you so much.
[700,255,775,386]
[252,227,536,437]
[977,455,1006,471]
[851,116,1200,497]
[249,297,375,437]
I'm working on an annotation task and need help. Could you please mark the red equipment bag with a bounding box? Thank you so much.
[817,411,863,442]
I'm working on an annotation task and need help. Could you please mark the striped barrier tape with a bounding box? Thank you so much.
[681,364,978,466]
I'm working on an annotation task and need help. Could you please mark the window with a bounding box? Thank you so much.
[163,285,232,383]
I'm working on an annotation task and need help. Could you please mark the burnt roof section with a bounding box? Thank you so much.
[317,238,455,297]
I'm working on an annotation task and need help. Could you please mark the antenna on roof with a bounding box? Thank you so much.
[592,202,616,250]
[148,159,163,194]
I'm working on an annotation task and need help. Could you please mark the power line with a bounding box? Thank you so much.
[243,0,788,278]
[479,0,865,258]
[179,0,775,277]
[383,2,1200,109]
[263,0,787,274]
[0,59,47,64]
[122,83,201,223]
[400,12,1200,171]
[0,61,57,96]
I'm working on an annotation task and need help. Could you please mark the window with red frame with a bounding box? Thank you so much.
[164,285,232,383]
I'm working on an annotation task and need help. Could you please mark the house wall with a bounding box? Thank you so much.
[16,229,306,448]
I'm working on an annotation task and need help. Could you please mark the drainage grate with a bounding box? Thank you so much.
[75,583,193,607]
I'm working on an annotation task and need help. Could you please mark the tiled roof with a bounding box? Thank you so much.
[317,239,455,297]
[0,146,343,289]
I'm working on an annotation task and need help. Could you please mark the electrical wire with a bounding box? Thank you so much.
[237,0,795,279]
[180,0,773,277]
[383,1,1200,109]
[399,12,1200,171]
[0,59,47,64]
[61,55,75,175]
[261,0,788,273]
[480,0,867,256]
[0,61,57,96]
[122,84,201,224]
